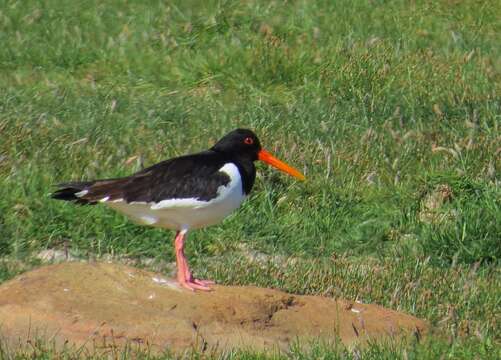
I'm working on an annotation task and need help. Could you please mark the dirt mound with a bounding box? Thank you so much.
[0,262,428,354]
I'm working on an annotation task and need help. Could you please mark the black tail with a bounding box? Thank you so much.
[51,181,97,205]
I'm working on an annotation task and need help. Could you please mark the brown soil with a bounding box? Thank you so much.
[0,262,428,354]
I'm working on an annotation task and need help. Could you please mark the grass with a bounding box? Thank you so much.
[0,0,500,358]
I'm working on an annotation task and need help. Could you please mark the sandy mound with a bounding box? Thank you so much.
[0,262,427,354]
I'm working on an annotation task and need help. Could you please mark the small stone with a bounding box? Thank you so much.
[418,184,455,224]
[36,249,76,263]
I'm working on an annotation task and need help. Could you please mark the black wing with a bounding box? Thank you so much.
[52,151,232,205]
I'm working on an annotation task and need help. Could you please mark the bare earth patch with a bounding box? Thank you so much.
[0,262,428,354]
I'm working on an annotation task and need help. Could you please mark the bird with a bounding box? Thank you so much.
[52,128,305,291]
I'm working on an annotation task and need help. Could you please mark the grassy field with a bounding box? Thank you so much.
[0,0,500,358]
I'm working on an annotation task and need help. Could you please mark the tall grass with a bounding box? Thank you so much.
[0,0,499,358]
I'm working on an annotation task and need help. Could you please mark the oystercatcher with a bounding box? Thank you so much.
[52,129,305,291]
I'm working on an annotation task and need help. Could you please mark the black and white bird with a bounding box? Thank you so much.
[52,129,305,291]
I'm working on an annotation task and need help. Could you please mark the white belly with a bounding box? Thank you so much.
[105,163,246,230]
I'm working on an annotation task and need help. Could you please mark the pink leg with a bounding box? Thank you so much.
[184,264,215,287]
[174,231,215,291]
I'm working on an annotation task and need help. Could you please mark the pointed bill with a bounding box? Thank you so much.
[258,150,305,181]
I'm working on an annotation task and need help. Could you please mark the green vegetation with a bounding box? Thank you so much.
[0,0,499,358]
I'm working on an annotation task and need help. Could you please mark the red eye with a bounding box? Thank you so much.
[244,137,254,145]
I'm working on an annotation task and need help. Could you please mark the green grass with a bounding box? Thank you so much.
[0,0,500,358]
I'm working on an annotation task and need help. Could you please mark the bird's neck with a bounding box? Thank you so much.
[228,154,256,195]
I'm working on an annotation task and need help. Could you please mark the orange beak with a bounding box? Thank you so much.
[258,149,305,181]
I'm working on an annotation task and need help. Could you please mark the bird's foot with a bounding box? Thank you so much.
[178,277,214,291]
[183,269,215,291]
[193,278,215,286]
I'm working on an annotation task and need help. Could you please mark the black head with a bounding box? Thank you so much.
[211,128,262,161]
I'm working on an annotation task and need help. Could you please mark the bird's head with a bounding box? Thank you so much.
[212,128,305,181]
